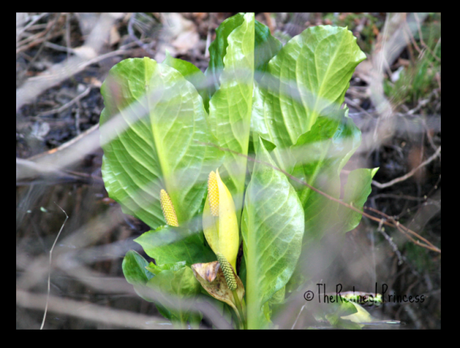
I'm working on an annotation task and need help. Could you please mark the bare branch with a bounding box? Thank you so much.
[197,141,441,254]
[372,146,441,189]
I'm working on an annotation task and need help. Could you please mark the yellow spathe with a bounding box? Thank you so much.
[203,170,239,271]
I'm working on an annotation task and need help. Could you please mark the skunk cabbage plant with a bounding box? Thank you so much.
[99,13,378,329]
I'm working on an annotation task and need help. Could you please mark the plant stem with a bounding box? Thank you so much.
[232,289,246,329]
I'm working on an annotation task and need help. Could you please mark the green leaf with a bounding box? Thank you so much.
[206,13,245,94]
[253,20,282,79]
[146,260,187,275]
[263,286,285,323]
[135,225,216,266]
[320,300,373,329]
[100,57,221,230]
[252,25,366,170]
[207,12,255,211]
[122,250,156,303]
[146,265,202,324]
[122,250,154,285]
[340,167,379,231]
[291,111,376,283]
[162,51,210,112]
[294,108,362,227]
[337,302,372,328]
[242,136,305,329]
[248,25,370,285]
[207,14,281,91]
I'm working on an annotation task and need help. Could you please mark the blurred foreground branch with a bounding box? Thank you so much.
[17,289,168,329]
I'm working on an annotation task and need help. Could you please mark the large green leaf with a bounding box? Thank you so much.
[100,57,220,230]
[253,20,282,79]
[249,25,374,285]
[146,265,202,325]
[251,25,366,171]
[206,13,245,94]
[290,110,377,283]
[207,12,255,212]
[206,14,281,209]
[207,14,281,92]
[241,136,305,329]
[162,51,210,112]
[294,154,377,285]
[121,250,201,323]
[135,225,216,266]
[294,108,362,231]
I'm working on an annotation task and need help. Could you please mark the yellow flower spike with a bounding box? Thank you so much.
[208,171,219,217]
[160,189,179,227]
[203,170,239,271]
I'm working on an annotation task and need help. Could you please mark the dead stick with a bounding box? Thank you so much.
[372,146,441,189]
[197,141,441,254]
[36,86,91,117]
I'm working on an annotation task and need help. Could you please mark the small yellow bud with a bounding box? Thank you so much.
[160,189,179,227]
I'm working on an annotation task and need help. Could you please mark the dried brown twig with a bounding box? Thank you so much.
[372,146,441,189]
[35,86,92,117]
[364,206,440,253]
[16,14,65,54]
[197,141,441,254]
